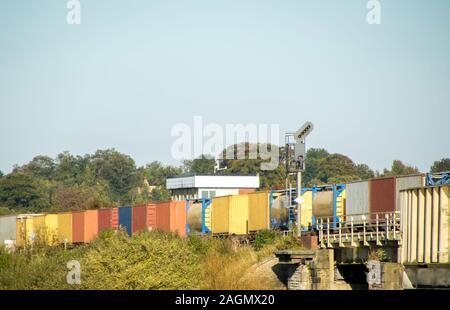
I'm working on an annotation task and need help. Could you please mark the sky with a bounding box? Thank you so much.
[0,0,449,174]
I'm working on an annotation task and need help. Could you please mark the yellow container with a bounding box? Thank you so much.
[300,190,313,228]
[57,212,72,244]
[248,192,270,232]
[210,196,230,234]
[229,195,249,235]
[15,214,44,246]
[210,195,249,235]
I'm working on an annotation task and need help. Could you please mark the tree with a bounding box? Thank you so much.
[0,170,3,178]
[383,160,419,176]
[0,172,50,211]
[430,158,450,173]
[150,186,171,202]
[219,143,286,189]
[355,164,375,180]
[303,148,329,186]
[183,155,216,174]
[90,149,141,204]
[317,154,358,184]
[144,161,182,186]
[14,155,55,179]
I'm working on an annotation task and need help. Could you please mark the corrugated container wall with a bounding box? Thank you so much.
[155,201,186,237]
[210,196,230,234]
[146,204,156,230]
[248,192,270,232]
[300,191,313,228]
[118,207,132,236]
[84,210,98,242]
[98,209,112,233]
[210,195,249,235]
[170,201,187,237]
[57,212,72,244]
[15,214,44,246]
[370,177,396,214]
[0,215,16,244]
[132,205,148,234]
[72,211,85,243]
[228,195,249,235]
[346,181,370,220]
[400,185,449,264]
[396,174,424,211]
[111,208,119,229]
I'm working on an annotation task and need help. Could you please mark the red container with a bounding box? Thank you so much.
[132,205,147,234]
[111,207,119,229]
[155,201,186,237]
[370,177,396,215]
[147,204,156,230]
[98,209,112,232]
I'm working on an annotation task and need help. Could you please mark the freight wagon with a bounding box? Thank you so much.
[186,192,289,236]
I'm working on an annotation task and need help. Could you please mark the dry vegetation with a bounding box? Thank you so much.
[0,230,301,290]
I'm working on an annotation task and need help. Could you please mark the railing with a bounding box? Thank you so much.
[316,211,401,248]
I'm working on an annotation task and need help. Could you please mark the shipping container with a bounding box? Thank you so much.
[155,201,186,237]
[132,204,156,234]
[346,180,370,221]
[370,177,396,215]
[72,211,85,243]
[400,185,449,264]
[396,174,425,211]
[15,214,46,246]
[0,215,16,245]
[98,208,112,233]
[72,210,99,243]
[248,192,270,232]
[146,204,156,230]
[118,207,132,236]
[57,212,72,244]
[300,190,313,228]
[98,207,119,232]
[209,195,249,235]
[44,214,59,245]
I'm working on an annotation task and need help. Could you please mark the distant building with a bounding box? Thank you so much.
[166,174,260,201]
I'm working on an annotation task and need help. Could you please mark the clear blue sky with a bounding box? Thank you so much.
[0,0,449,173]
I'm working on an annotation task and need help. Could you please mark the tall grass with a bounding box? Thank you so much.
[0,230,301,290]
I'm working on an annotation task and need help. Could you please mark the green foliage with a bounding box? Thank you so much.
[183,155,216,174]
[144,161,182,186]
[430,158,450,173]
[219,143,286,189]
[150,186,171,202]
[317,154,358,184]
[0,172,50,212]
[0,170,3,178]
[303,148,329,186]
[382,160,419,177]
[80,231,201,289]
[254,230,278,250]
[91,149,142,204]
[355,164,375,180]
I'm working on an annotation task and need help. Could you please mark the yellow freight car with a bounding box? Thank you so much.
[247,191,270,232]
[209,195,249,235]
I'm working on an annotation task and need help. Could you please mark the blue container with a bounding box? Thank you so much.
[118,206,132,236]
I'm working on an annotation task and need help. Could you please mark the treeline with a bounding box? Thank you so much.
[0,145,448,215]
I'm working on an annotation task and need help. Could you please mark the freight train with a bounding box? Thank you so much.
[0,172,449,250]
